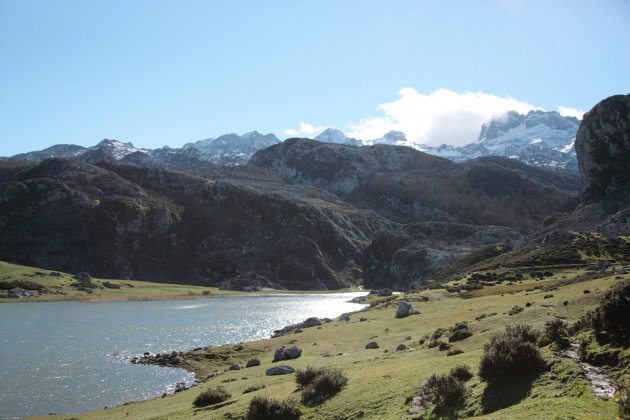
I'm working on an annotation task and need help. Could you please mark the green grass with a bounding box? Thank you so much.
[21,269,624,419]
[0,261,362,302]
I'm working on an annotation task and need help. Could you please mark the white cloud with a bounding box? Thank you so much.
[284,122,327,137]
[346,88,542,147]
[558,105,584,120]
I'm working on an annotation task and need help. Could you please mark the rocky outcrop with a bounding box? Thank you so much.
[533,94,630,239]
[576,94,630,208]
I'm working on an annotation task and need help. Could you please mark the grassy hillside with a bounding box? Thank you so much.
[0,261,273,302]
[24,235,630,419]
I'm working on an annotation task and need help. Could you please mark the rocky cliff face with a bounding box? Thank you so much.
[576,94,630,208]
[533,94,630,240]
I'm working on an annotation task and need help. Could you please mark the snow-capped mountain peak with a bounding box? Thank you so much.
[314,128,360,145]
[92,139,147,159]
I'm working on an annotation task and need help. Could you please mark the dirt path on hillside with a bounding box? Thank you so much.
[560,339,616,397]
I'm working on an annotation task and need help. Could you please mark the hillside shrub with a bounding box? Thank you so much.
[478,324,543,384]
[438,341,451,351]
[296,366,347,405]
[591,278,630,341]
[295,365,321,387]
[449,322,473,342]
[246,396,301,420]
[193,386,231,407]
[0,280,45,291]
[614,379,630,420]
[243,384,266,394]
[508,305,524,316]
[447,348,463,356]
[450,365,473,381]
[418,373,466,410]
[538,318,570,347]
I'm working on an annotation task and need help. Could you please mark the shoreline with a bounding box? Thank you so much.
[2,290,365,304]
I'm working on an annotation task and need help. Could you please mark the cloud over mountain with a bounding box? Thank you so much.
[346,88,543,147]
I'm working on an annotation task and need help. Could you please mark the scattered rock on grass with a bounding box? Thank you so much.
[265,365,295,376]
[246,359,260,368]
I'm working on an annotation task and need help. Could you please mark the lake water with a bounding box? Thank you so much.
[0,292,367,418]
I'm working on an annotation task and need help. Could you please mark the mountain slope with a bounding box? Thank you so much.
[0,158,391,290]
[249,138,579,231]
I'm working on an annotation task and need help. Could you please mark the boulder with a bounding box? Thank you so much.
[246,358,260,368]
[302,317,322,328]
[273,347,285,362]
[284,346,302,359]
[265,365,295,376]
[273,346,302,362]
[365,342,379,349]
[339,313,350,321]
[395,300,413,318]
[396,344,407,351]
[229,364,241,370]
[377,288,393,297]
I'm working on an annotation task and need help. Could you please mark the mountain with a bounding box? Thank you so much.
[10,144,87,160]
[183,131,281,165]
[249,138,579,230]
[249,138,579,290]
[0,157,389,290]
[314,128,361,145]
[6,132,281,167]
[307,111,580,172]
[5,111,579,172]
[415,110,580,171]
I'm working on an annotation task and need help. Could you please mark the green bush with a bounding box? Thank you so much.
[591,278,630,341]
[243,384,266,394]
[430,328,446,340]
[418,373,466,410]
[246,396,301,420]
[538,318,569,347]
[296,366,348,405]
[438,341,452,351]
[478,324,543,384]
[615,379,630,420]
[193,386,231,407]
[295,365,322,387]
[449,365,473,381]
[449,322,473,342]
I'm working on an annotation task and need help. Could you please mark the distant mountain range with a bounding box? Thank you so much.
[4,110,580,172]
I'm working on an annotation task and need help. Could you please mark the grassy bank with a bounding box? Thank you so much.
[25,262,627,419]
[0,261,355,302]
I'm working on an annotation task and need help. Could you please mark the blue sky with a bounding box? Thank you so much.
[1,0,629,156]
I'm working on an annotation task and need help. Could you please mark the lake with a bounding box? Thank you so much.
[0,292,367,418]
